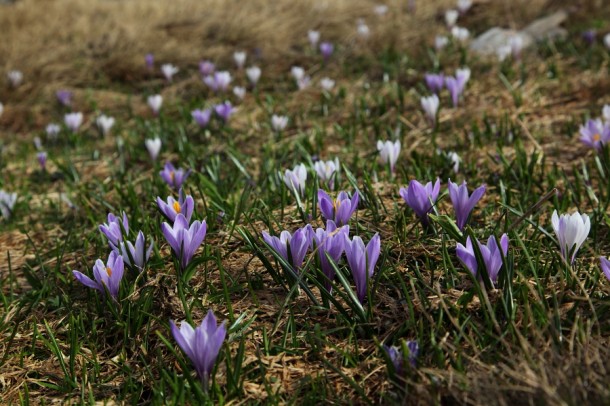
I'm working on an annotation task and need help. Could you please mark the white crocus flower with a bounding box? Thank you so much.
[551,210,590,264]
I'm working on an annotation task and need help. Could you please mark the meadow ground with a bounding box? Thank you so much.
[1,0,610,404]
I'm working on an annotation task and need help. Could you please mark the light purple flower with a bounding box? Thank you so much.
[579,118,610,150]
[424,73,444,94]
[377,140,401,172]
[64,112,83,133]
[161,214,207,270]
[383,340,419,374]
[147,95,163,115]
[320,42,334,60]
[72,251,125,299]
[600,257,610,282]
[145,53,154,69]
[456,234,509,284]
[344,233,381,303]
[313,158,339,190]
[157,189,194,223]
[582,30,596,45]
[37,151,48,171]
[192,108,212,128]
[318,189,359,226]
[283,163,307,197]
[456,68,471,92]
[170,310,226,389]
[119,231,154,271]
[99,212,129,249]
[319,77,335,91]
[160,162,191,190]
[145,137,162,161]
[262,225,313,271]
[199,60,215,77]
[445,76,461,107]
[203,71,232,92]
[56,90,72,107]
[448,180,486,231]
[214,101,234,123]
[399,179,441,226]
[551,210,590,264]
[421,94,439,125]
[312,221,348,292]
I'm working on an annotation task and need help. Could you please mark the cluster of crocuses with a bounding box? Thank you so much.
[421,67,471,125]
[282,158,341,196]
[579,104,610,150]
[191,101,235,128]
[263,189,380,303]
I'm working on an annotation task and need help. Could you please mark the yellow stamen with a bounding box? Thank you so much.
[173,201,182,213]
[106,267,112,277]
[170,171,175,182]
[593,133,601,142]
[333,199,341,212]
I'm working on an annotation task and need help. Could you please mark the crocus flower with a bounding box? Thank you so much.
[604,105,610,123]
[145,137,162,161]
[445,9,458,27]
[448,180,486,230]
[399,178,441,226]
[551,210,590,264]
[579,118,610,150]
[46,123,61,140]
[283,163,307,196]
[199,60,215,77]
[37,151,48,171]
[435,35,449,51]
[72,251,125,299]
[313,158,339,190]
[145,53,154,69]
[509,36,524,59]
[271,115,289,132]
[233,86,246,100]
[377,140,401,173]
[420,94,440,125]
[312,221,348,292]
[246,66,261,86]
[157,189,195,223]
[456,67,471,92]
[262,225,313,271]
[457,0,472,13]
[447,151,461,173]
[308,30,320,47]
[320,42,334,60]
[233,51,247,69]
[374,4,388,16]
[170,310,226,389]
[582,30,597,45]
[445,76,461,107]
[161,214,207,270]
[33,136,43,150]
[451,26,470,42]
[56,90,72,107]
[600,257,610,282]
[214,101,234,123]
[319,77,335,91]
[344,233,381,303]
[296,76,311,90]
[161,64,179,82]
[604,33,610,50]
[192,108,212,128]
[0,190,17,220]
[160,162,191,190]
[291,66,305,81]
[424,73,444,94]
[119,231,154,271]
[96,114,115,136]
[203,71,232,92]
[99,212,129,249]
[64,112,83,133]
[318,189,359,226]
[456,234,509,284]
[147,95,163,115]
[7,70,23,88]
[0,102,3,118]
[383,340,419,374]
[357,21,370,39]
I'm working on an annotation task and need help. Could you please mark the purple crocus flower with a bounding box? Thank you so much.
[203,71,232,92]
[448,180,486,231]
[313,159,339,190]
[579,118,610,150]
[99,212,129,249]
[192,108,212,128]
[383,340,419,374]
[72,251,125,299]
[456,234,509,285]
[37,151,48,171]
[582,29,596,45]
[600,257,610,282]
[157,189,194,223]
[424,73,444,94]
[214,101,234,123]
[170,310,226,389]
[199,60,215,77]
[445,76,461,107]
[399,179,441,226]
[312,221,348,292]
[262,225,313,271]
[160,162,191,190]
[119,231,154,271]
[161,214,207,270]
[56,90,72,107]
[319,42,334,60]
[344,233,381,303]
[145,53,154,69]
[317,189,359,226]
[456,68,471,93]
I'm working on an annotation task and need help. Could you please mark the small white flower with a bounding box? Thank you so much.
[374,4,388,16]
[604,33,610,50]
[291,66,305,81]
[603,105,610,123]
[64,112,84,132]
[7,70,23,88]
[435,35,449,51]
[357,21,370,39]
[145,137,162,161]
[33,136,43,151]
[233,86,246,100]
[447,151,461,173]
[271,115,289,132]
[319,77,335,91]
[420,94,440,125]
[445,9,459,27]
[451,26,470,42]
[551,210,590,264]
[46,123,61,140]
[376,140,401,172]
[0,102,3,118]
[283,163,308,196]
[0,190,17,220]
[308,30,320,47]
[161,64,179,82]
[456,67,471,91]
[96,114,115,136]
[314,158,340,190]
[147,95,163,115]
[509,36,524,59]
[246,66,261,85]
[233,51,247,69]
[456,0,472,13]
